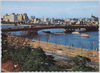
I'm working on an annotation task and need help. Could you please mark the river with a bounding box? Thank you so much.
[1,24,99,50]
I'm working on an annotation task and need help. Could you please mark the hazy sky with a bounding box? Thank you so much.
[1,1,99,19]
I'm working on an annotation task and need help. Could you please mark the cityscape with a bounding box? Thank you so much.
[1,13,99,26]
[1,1,99,72]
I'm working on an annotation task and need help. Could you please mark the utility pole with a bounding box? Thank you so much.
[96,48,98,52]
[81,45,83,56]
[65,41,67,46]
[58,42,60,45]
[69,44,70,49]
[55,42,57,49]
[93,41,95,56]
[50,34,51,43]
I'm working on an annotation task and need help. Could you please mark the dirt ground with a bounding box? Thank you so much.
[1,61,20,72]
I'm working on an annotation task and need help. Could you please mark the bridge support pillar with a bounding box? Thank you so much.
[64,29,75,33]
[26,30,38,35]
[86,27,98,31]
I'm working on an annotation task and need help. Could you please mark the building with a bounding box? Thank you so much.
[44,18,49,22]
[76,20,83,25]
[17,14,23,22]
[91,15,98,22]
[2,13,29,23]
[34,18,41,24]
[2,13,18,22]
[30,16,35,21]
[17,13,29,22]
[22,13,29,22]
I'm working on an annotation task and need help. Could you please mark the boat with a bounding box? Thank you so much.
[79,34,90,37]
[42,31,51,33]
[72,31,80,34]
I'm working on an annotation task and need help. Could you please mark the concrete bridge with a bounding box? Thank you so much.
[2,25,99,34]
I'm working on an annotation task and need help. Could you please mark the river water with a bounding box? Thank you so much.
[2,24,99,50]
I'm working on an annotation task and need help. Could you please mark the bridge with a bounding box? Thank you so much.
[2,25,99,34]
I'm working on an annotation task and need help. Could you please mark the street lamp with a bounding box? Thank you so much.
[50,34,51,43]
[93,41,95,56]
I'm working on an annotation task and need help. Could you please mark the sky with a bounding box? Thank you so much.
[1,1,99,19]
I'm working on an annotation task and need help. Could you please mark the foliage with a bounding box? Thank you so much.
[2,33,8,58]
[69,55,95,71]
[2,36,61,71]
[2,33,8,49]
[14,46,32,65]
[1,34,67,71]
[72,65,94,72]
[21,47,61,71]
[2,33,9,62]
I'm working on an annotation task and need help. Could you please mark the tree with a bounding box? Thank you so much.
[2,33,8,59]
[2,36,62,71]
[21,47,61,71]
[69,55,95,72]
[2,33,21,62]
[14,46,32,65]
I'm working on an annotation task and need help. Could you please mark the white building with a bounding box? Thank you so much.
[9,13,18,22]
[2,13,18,22]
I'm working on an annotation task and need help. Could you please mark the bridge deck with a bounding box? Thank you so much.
[2,25,99,32]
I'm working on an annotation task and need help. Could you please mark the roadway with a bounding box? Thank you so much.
[44,50,99,69]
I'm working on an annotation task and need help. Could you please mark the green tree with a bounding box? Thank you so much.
[14,46,32,65]
[69,55,94,72]
[2,33,8,61]
[2,33,16,62]
[2,33,8,49]
[21,47,61,71]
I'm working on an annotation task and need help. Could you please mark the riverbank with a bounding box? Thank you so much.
[29,40,99,62]
[7,34,99,63]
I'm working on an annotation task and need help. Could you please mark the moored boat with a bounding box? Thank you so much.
[54,32,65,35]
[72,31,80,34]
[42,31,51,33]
[79,34,90,37]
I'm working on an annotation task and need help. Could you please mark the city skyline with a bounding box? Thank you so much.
[1,1,99,18]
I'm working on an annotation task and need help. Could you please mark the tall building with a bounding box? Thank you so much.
[17,14,23,22]
[44,18,49,22]
[30,16,35,21]
[34,18,41,24]
[91,14,98,22]
[17,13,29,22]
[22,13,29,22]
[2,13,29,23]
[2,13,18,22]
